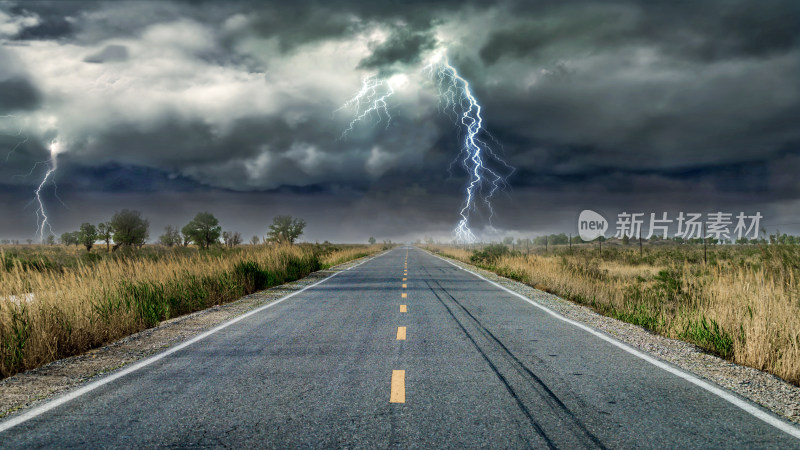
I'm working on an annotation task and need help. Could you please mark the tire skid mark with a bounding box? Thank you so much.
[422,263,606,449]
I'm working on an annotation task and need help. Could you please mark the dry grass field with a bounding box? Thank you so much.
[0,243,384,378]
[426,243,800,385]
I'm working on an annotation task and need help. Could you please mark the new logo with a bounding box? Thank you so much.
[578,210,608,241]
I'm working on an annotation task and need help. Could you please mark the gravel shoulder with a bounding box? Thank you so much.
[428,250,800,426]
[0,255,374,420]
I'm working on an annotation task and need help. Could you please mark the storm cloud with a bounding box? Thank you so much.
[0,0,799,242]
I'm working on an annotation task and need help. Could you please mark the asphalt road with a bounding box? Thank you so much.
[2,247,799,448]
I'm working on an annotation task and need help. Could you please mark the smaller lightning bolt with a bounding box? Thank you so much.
[31,140,63,243]
[2,116,66,243]
[0,115,28,162]
[336,75,395,139]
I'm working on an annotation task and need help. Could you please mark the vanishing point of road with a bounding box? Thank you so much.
[2,247,799,448]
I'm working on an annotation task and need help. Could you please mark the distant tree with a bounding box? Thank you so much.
[503,236,514,246]
[26,238,32,245]
[159,225,182,247]
[111,209,149,248]
[60,231,78,246]
[368,236,376,245]
[78,223,98,252]
[182,212,221,249]
[250,235,260,246]
[97,222,113,252]
[223,231,242,248]
[267,215,306,244]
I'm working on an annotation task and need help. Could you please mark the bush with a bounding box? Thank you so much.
[470,244,510,265]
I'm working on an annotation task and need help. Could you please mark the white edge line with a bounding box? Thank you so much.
[428,250,800,440]
[0,251,387,433]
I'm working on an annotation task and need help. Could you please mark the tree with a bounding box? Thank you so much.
[182,212,221,249]
[78,223,98,252]
[250,235,260,246]
[368,236,376,245]
[60,231,79,246]
[223,231,242,248]
[267,215,306,244]
[97,222,113,252]
[110,209,149,248]
[159,225,182,247]
[45,234,55,245]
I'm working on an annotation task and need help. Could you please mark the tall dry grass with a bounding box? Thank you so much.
[427,244,800,384]
[0,244,380,378]
[320,244,385,268]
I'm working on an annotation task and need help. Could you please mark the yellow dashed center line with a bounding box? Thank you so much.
[403,277,407,281]
[400,305,407,312]
[390,370,405,403]
[402,283,407,288]
[401,293,407,298]
[396,326,406,340]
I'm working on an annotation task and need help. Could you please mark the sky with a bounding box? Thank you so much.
[0,0,799,243]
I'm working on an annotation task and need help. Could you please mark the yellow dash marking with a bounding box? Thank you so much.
[402,283,407,288]
[396,326,406,340]
[400,305,407,312]
[403,277,407,281]
[390,370,405,403]
[402,293,407,298]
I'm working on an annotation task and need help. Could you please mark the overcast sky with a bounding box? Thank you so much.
[1,0,799,243]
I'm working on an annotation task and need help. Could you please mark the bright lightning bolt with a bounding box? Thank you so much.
[423,51,514,244]
[339,50,513,243]
[336,75,395,138]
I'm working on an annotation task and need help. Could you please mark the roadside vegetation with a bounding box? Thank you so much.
[0,209,389,378]
[425,241,800,385]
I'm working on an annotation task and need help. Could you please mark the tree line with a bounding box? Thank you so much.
[58,210,306,252]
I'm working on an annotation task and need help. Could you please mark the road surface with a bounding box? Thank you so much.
[2,247,799,448]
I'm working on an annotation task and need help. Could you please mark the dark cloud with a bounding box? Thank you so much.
[482,1,800,65]
[9,2,76,40]
[1,0,800,241]
[358,27,437,72]
[83,44,129,63]
[0,76,39,112]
